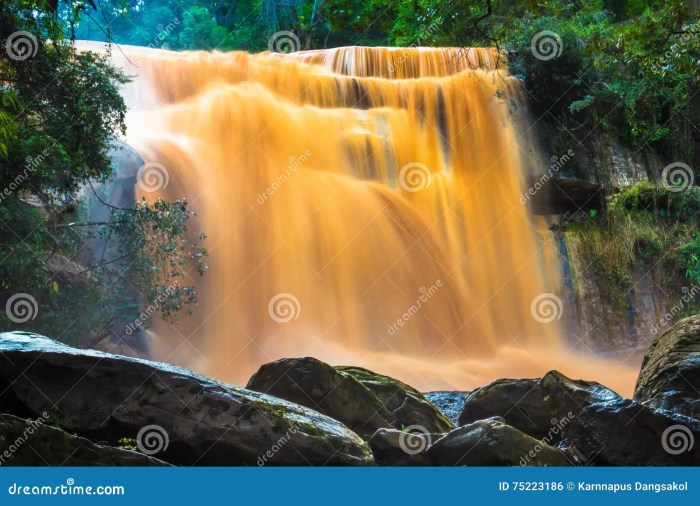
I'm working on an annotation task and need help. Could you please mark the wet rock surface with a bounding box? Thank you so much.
[0,332,374,466]
[1,329,698,466]
[635,315,700,420]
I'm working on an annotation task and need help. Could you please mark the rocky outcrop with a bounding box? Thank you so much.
[634,315,700,420]
[458,368,699,466]
[0,413,167,466]
[369,419,570,466]
[0,332,374,466]
[2,328,698,467]
[337,366,453,433]
[458,370,619,442]
[46,254,89,287]
[567,398,700,465]
[427,417,571,466]
[246,357,394,440]
[424,391,470,426]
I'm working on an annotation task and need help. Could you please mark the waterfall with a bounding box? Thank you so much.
[83,43,638,394]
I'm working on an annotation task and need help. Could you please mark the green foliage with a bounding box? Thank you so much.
[609,181,700,220]
[674,240,700,286]
[116,437,138,451]
[102,198,207,320]
[1,5,128,199]
[1,1,207,343]
[562,181,700,317]
[561,217,632,314]
[178,6,232,50]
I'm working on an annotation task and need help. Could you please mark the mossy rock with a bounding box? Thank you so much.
[247,357,394,440]
[337,366,454,434]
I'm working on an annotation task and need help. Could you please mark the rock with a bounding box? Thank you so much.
[46,254,87,286]
[0,413,167,466]
[368,428,435,466]
[424,391,470,426]
[246,357,393,440]
[458,370,619,442]
[634,315,700,420]
[0,332,374,466]
[427,417,571,466]
[567,397,700,465]
[337,366,453,433]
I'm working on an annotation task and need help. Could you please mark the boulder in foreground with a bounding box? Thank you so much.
[0,332,373,466]
[246,357,395,439]
[0,413,168,466]
[337,366,454,433]
[635,315,700,420]
[427,417,571,466]
[458,370,619,443]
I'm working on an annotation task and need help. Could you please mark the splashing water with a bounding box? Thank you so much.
[82,43,640,395]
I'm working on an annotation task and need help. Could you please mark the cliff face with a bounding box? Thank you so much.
[535,124,696,355]
[559,234,681,353]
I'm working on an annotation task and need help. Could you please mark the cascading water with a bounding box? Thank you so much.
[85,43,639,394]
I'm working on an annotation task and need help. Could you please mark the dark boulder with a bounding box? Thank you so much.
[427,417,571,466]
[0,332,373,466]
[567,397,700,465]
[423,391,470,426]
[368,428,435,466]
[458,370,619,442]
[246,357,394,440]
[634,315,700,420]
[0,413,167,466]
[337,366,453,433]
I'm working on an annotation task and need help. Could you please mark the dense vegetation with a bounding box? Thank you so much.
[0,0,698,344]
[0,1,206,342]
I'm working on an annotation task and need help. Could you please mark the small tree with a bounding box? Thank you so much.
[0,1,207,343]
